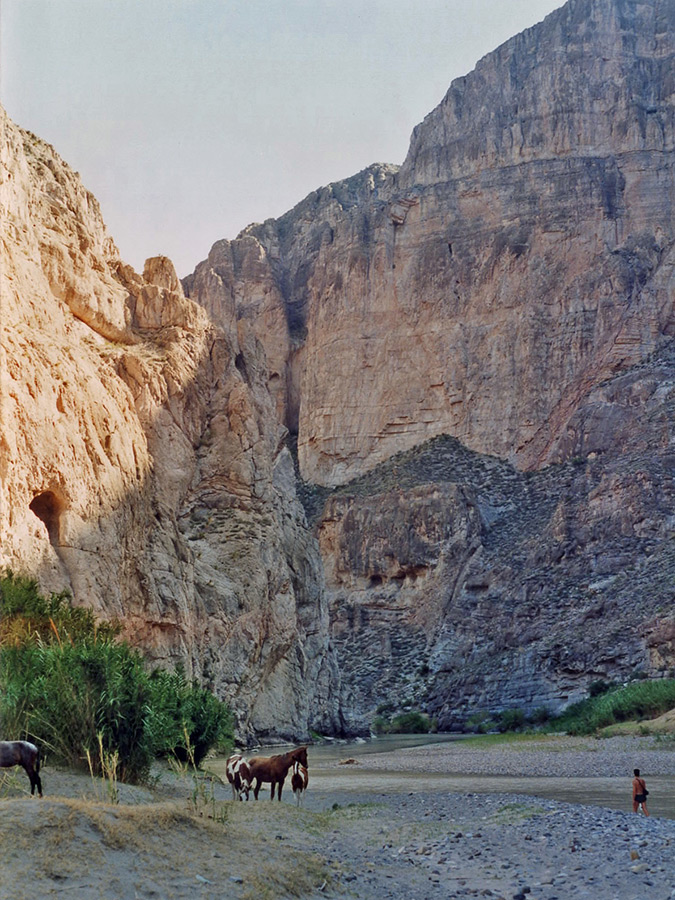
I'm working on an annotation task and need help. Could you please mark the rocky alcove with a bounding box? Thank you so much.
[29,490,64,546]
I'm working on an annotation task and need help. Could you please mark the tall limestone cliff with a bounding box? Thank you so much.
[188,0,675,489]
[0,106,340,742]
[185,0,675,725]
[2,0,674,738]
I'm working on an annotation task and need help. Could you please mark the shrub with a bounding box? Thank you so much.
[389,711,431,734]
[372,715,391,734]
[372,710,432,734]
[465,710,497,733]
[0,572,233,781]
[552,679,675,735]
[588,679,614,698]
[498,708,526,733]
[0,570,120,645]
[147,668,233,766]
[528,706,552,726]
[0,639,153,782]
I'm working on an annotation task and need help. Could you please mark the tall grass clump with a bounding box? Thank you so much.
[0,638,153,781]
[147,667,233,767]
[554,678,675,735]
[0,571,233,782]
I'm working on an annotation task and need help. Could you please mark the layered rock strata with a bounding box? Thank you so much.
[183,0,675,727]
[314,343,674,728]
[187,0,675,488]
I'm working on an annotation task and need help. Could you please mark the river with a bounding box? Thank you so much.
[210,734,675,819]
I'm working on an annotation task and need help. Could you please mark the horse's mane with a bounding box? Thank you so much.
[267,746,307,762]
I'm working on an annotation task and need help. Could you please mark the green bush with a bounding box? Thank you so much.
[147,668,233,766]
[498,708,526,733]
[0,640,153,782]
[372,710,432,734]
[389,711,432,734]
[528,706,552,726]
[0,572,233,781]
[465,710,497,733]
[372,715,391,734]
[0,570,120,645]
[588,679,615,698]
[552,679,675,735]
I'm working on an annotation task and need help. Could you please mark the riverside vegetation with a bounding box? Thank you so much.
[461,678,675,740]
[373,677,675,741]
[0,571,233,783]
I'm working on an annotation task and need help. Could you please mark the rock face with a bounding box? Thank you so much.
[0,106,340,742]
[2,0,675,738]
[188,0,674,488]
[314,353,675,729]
[184,0,675,726]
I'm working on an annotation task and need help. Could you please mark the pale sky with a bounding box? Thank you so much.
[2,1,564,276]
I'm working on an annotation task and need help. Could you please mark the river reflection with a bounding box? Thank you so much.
[211,734,675,819]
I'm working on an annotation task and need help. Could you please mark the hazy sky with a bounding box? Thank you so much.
[2,1,563,276]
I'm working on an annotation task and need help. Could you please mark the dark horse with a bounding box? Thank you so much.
[248,746,308,801]
[0,741,43,797]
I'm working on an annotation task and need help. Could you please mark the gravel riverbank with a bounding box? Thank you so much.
[0,735,673,900]
[301,788,675,900]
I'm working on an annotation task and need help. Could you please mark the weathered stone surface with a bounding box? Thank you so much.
[313,346,675,727]
[189,0,674,487]
[182,0,675,726]
[0,105,339,742]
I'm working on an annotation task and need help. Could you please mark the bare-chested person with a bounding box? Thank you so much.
[632,768,650,816]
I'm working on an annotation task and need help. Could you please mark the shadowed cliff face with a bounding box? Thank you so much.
[312,357,675,729]
[0,106,341,743]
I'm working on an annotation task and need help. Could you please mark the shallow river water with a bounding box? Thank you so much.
[211,734,675,819]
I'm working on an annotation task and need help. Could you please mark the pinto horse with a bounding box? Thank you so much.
[248,746,308,801]
[0,741,43,797]
[291,760,308,807]
[225,753,252,800]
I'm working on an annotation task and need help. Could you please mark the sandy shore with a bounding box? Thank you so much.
[0,735,673,900]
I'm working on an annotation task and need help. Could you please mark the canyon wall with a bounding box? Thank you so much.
[2,0,674,738]
[0,107,341,742]
[188,0,674,489]
[185,0,675,726]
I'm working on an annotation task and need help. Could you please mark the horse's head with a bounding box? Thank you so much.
[294,745,308,767]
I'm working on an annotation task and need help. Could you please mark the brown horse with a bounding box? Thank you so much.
[0,741,42,797]
[248,746,308,801]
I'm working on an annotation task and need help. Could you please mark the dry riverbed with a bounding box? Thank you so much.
[1,736,674,900]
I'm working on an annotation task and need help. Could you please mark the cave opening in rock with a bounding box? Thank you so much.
[29,491,64,546]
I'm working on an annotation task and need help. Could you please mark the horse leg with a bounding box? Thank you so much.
[33,750,42,797]
[24,765,42,797]
[253,778,261,800]
[277,778,284,802]
[269,780,276,801]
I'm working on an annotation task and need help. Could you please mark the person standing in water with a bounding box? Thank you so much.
[632,768,650,816]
